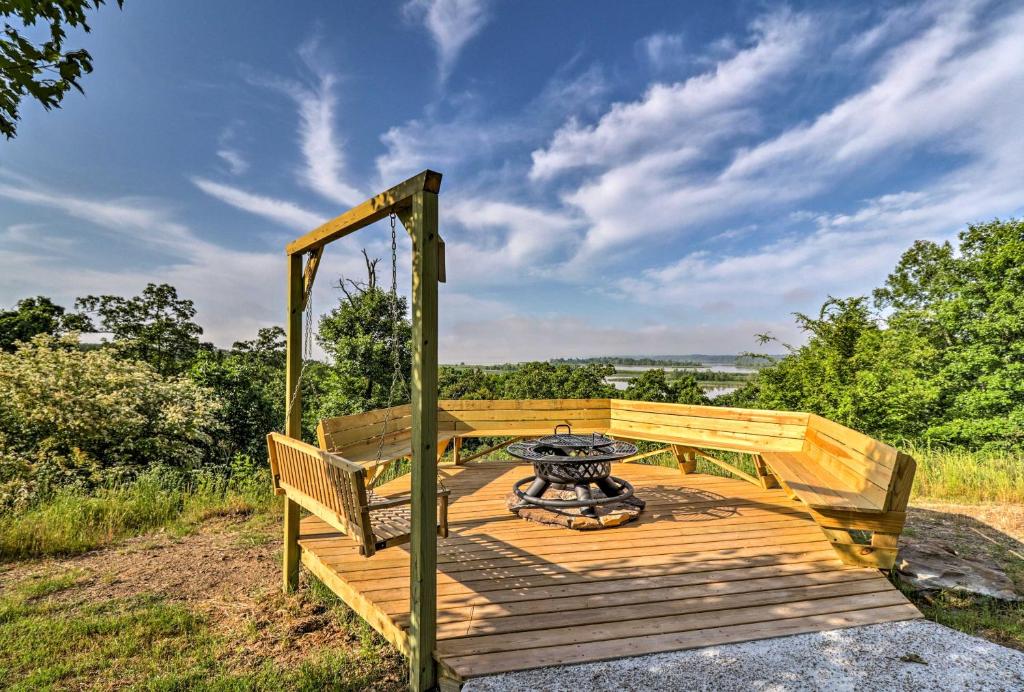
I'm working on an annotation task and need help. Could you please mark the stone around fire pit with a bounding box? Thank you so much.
[506,488,642,530]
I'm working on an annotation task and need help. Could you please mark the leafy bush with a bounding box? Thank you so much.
[0,334,222,511]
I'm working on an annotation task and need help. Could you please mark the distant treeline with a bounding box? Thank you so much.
[550,357,703,367]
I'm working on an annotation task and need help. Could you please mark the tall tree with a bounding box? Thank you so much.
[316,253,412,416]
[0,0,123,138]
[76,283,203,376]
[0,296,87,351]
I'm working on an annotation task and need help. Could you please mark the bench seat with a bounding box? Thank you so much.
[760,451,883,513]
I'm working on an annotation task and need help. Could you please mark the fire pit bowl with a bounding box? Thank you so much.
[507,425,645,521]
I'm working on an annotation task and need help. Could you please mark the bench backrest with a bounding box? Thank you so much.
[267,432,374,553]
[318,405,413,453]
[607,400,807,453]
[438,399,611,437]
[316,399,813,458]
[802,415,915,512]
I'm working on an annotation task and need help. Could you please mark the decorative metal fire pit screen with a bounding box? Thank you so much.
[507,425,645,520]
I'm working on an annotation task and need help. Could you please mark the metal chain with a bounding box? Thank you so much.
[284,267,315,433]
[371,212,447,494]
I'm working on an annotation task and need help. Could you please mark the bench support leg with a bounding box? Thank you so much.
[283,497,301,592]
[671,444,697,474]
[753,454,780,489]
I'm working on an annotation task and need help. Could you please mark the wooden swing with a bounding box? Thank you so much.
[271,210,450,558]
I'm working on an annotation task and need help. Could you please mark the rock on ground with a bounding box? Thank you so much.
[462,620,1024,692]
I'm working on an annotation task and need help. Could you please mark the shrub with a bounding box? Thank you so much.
[0,334,222,511]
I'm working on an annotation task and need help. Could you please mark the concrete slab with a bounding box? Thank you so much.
[462,620,1024,691]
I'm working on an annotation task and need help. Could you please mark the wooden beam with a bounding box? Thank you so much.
[679,445,761,486]
[283,253,304,592]
[622,446,674,463]
[398,206,446,284]
[301,246,323,309]
[287,170,442,256]
[452,436,463,466]
[407,189,440,692]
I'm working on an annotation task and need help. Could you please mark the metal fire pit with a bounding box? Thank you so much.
[507,425,645,518]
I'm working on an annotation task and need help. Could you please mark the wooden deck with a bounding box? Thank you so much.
[297,462,920,682]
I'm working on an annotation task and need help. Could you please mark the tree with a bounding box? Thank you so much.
[0,0,123,138]
[624,368,710,405]
[76,283,203,376]
[0,296,87,352]
[493,362,617,400]
[316,254,412,416]
[190,327,285,461]
[438,366,497,400]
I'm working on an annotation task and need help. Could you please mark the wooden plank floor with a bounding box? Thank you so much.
[298,462,920,681]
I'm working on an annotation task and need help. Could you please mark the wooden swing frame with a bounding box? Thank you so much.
[282,170,444,691]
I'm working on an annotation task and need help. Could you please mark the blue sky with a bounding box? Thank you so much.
[1,0,1022,362]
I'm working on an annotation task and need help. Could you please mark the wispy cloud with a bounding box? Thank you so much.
[215,124,249,175]
[192,177,325,231]
[530,10,814,181]
[248,36,364,207]
[638,31,687,71]
[402,0,491,84]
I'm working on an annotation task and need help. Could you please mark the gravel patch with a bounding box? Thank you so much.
[463,620,1024,691]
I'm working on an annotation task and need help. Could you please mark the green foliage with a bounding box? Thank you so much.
[492,361,617,399]
[0,464,274,560]
[0,296,87,352]
[624,368,710,405]
[190,327,285,460]
[729,219,1024,450]
[316,269,411,417]
[76,283,204,376]
[438,366,497,400]
[0,334,222,510]
[0,0,123,139]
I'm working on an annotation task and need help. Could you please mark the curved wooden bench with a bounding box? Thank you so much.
[312,399,915,568]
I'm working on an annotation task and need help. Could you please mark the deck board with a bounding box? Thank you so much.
[298,462,919,681]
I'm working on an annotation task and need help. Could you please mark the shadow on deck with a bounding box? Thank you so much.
[297,462,919,682]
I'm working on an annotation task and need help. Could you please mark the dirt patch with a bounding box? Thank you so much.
[0,514,404,681]
[905,502,1024,595]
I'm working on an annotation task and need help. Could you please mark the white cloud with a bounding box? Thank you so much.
[530,10,814,180]
[560,2,1024,262]
[249,36,364,207]
[639,32,686,71]
[403,0,490,84]
[442,198,583,283]
[215,124,249,175]
[192,177,325,231]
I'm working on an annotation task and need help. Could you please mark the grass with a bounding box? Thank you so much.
[893,579,1024,652]
[0,469,277,562]
[0,570,402,690]
[907,443,1024,504]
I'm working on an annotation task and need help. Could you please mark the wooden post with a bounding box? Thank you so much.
[408,190,439,691]
[671,444,697,474]
[282,253,304,593]
[452,436,463,465]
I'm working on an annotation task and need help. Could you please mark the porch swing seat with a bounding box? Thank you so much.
[267,432,449,558]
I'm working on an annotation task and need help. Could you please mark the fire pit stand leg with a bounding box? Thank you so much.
[574,485,596,518]
[595,477,646,510]
[525,477,549,498]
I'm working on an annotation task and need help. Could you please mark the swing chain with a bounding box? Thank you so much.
[284,262,315,434]
[372,211,447,494]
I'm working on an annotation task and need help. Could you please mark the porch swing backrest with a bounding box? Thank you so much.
[267,431,450,558]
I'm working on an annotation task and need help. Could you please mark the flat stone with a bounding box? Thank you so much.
[506,490,642,530]
[463,619,1024,691]
[897,537,1020,601]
